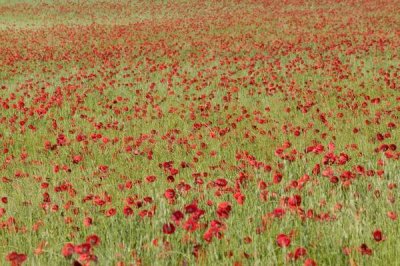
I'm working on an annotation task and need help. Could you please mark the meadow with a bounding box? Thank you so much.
[0,0,399,265]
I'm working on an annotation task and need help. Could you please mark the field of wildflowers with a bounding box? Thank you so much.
[0,1,399,265]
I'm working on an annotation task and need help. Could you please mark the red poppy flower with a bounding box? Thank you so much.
[105,208,117,217]
[6,252,27,266]
[1,197,8,204]
[146,175,157,183]
[98,165,109,172]
[162,223,175,234]
[164,188,176,199]
[72,155,82,164]
[273,173,283,184]
[61,243,75,257]
[184,203,198,214]
[123,206,134,216]
[171,210,184,223]
[288,195,302,208]
[272,208,286,218]
[74,243,91,255]
[304,258,317,266]
[234,192,245,205]
[294,247,307,260]
[276,234,291,248]
[214,178,228,187]
[387,211,397,220]
[373,230,383,242]
[79,253,98,263]
[216,202,232,219]
[359,244,373,255]
[86,234,101,246]
[83,217,93,227]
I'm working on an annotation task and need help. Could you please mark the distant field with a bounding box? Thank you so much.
[0,0,399,265]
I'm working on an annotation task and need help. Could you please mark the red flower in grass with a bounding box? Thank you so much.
[164,189,176,200]
[6,252,27,266]
[79,253,98,264]
[123,206,134,217]
[105,208,116,217]
[373,230,383,242]
[83,217,93,227]
[72,155,82,164]
[216,202,232,219]
[359,244,373,255]
[162,223,176,234]
[98,165,109,172]
[74,243,91,255]
[276,234,291,248]
[234,192,245,205]
[273,172,283,184]
[62,243,75,257]
[304,258,317,266]
[146,175,157,183]
[184,203,198,214]
[294,247,307,260]
[171,210,184,223]
[86,235,101,246]
[387,211,397,221]
[272,208,286,218]
[214,178,228,187]
[288,195,302,208]
[203,220,225,242]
